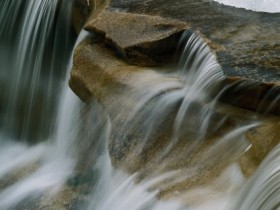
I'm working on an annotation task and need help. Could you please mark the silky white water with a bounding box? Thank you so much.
[0,1,280,210]
[0,0,78,209]
[0,0,75,141]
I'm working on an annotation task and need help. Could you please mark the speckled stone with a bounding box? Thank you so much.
[84,10,188,66]
[108,0,280,83]
[83,0,280,115]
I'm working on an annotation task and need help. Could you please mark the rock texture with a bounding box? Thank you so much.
[104,0,280,115]
[220,78,280,115]
[85,11,188,66]
[72,0,109,33]
[70,0,280,198]
[70,36,280,193]
[70,37,148,103]
[72,0,280,114]
[108,0,280,82]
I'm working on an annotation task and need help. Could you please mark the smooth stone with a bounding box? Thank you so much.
[85,10,188,66]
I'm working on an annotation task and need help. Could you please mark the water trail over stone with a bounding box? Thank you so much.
[92,31,258,209]
[83,100,187,210]
[1,1,278,209]
[108,31,252,174]
[234,123,280,210]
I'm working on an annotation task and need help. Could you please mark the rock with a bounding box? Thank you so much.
[84,10,188,66]
[108,0,280,82]
[220,77,280,116]
[102,0,280,115]
[69,36,280,193]
[240,121,280,177]
[72,0,109,33]
[72,0,90,33]
[69,0,280,199]
[69,37,147,103]
[74,0,280,114]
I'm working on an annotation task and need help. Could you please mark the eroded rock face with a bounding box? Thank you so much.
[240,121,280,177]
[69,36,280,194]
[77,0,280,82]
[70,37,148,103]
[109,0,280,83]
[72,0,109,33]
[85,10,188,66]
[107,0,280,114]
[70,0,280,198]
[73,0,280,115]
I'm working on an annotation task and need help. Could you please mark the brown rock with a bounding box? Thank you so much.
[70,1,280,197]
[69,36,277,189]
[106,0,280,115]
[69,37,147,103]
[72,0,109,33]
[220,77,280,116]
[240,121,280,177]
[84,10,188,66]
[109,0,280,82]
[73,0,280,115]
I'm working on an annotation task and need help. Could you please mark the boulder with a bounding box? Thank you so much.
[108,0,280,83]
[70,37,280,194]
[69,37,148,103]
[240,121,280,177]
[75,0,280,114]
[85,10,188,66]
[72,0,109,33]
[69,0,280,198]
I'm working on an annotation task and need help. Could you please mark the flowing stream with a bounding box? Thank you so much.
[0,0,279,210]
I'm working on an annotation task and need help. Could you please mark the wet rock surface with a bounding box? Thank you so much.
[75,0,280,114]
[69,0,280,203]
[69,35,280,196]
[108,0,280,83]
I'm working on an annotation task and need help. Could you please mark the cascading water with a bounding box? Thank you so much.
[1,0,280,210]
[0,0,80,209]
[0,0,75,141]
[88,31,261,210]
[234,141,280,210]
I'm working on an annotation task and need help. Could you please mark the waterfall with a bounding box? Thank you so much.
[0,0,79,209]
[88,31,258,210]
[0,0,279,210]
[234,132,280,210]
[0,0,75,142]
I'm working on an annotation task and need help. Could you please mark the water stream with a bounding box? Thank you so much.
[0,0,279,210]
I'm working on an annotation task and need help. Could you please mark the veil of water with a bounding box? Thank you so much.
[0,0,280,210]
[214,0,280,13]
[0,0,79,209]
[0,0,75,141]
